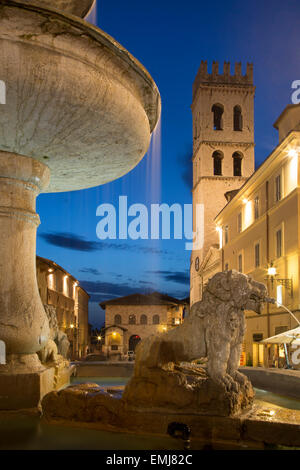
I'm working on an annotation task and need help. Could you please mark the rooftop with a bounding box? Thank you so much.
[100,292,188,309]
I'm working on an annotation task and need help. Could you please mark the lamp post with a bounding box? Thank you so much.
[266,262,293,297]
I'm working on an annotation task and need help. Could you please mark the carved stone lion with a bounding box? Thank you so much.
[123,271,273,416]
[38,305,70,364]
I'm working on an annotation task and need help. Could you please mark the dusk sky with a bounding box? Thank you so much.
[36,0,300,328]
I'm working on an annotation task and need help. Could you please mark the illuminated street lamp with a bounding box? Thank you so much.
[266,262,293,296]
[267,264,277,278]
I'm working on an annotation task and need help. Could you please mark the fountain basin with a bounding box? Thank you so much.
[20,0,96,18]
[0,0,161,192]
[41,383,300,449]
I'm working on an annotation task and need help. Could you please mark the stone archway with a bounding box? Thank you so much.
[129,335,141,352]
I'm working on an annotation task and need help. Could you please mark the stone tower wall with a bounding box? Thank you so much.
[190,61,255,305]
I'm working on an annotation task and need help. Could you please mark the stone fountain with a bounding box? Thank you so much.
[41,271,300,448]
[0,0,160,410]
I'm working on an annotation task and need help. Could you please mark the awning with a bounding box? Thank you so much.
[261,326,300,345]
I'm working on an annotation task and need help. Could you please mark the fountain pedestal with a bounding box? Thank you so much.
[0,152,70,409]
[123,364,255,417]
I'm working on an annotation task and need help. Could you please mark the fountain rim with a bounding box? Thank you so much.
[1,0,161,133]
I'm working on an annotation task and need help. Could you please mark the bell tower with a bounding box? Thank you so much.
[190,61,255,304]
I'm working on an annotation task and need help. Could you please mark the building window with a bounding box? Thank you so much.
[276,229,282,258]
[153,314,160,325]
[275,326,288,335]
[224,225,229,244]
[114,314,122,325]
[233,105,243,131]
[255,243,260,268]
[140,314,148,325]
[238,253,243,273]
[212,104,224,130]
[111,345,118,351]
[237,212,242,233]
[254,196,259,220]
[275,174,282,202]
[212,151,223,176]
[129,314,136,325]
[253,333,263,342]
[233,152,242,176]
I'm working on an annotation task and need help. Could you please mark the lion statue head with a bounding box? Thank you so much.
[203,269,272,314]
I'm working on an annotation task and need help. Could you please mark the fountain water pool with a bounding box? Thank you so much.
[69,376,300,411]
[0,377,299,450]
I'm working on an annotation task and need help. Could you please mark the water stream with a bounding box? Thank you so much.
[86,1,97,25]
[276,302,300,326]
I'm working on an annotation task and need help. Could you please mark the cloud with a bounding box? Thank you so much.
[79,267,101,275]
[177,144,193,189]
[80,276,189,305]
[39,231,168,255]
[146,270,190,285]
[80,279,154,303]
[39,232,100,252]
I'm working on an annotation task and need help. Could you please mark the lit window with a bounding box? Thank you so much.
[255,243,260,268]
[237,213,242,233]
[275,175,282,202]
[276,229,282,258]
[254,196,259,220]
[224,225,229,244]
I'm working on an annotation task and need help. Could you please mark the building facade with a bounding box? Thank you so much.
[194,103,300,368]
[190,61,255,305]
[36,256,90,359]
[100,293,187,360]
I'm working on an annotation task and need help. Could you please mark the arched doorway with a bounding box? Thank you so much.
[129,335,141,352]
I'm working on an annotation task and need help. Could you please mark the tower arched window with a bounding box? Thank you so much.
[129,314,136,325]
[233,105,243,131]
[212,151,223,176]
[114,314,122,325]
[233,152,243,176]
[212,104,224,130]
[140,314,147,325]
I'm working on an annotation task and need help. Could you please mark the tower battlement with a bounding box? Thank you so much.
[193,61,253,100]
